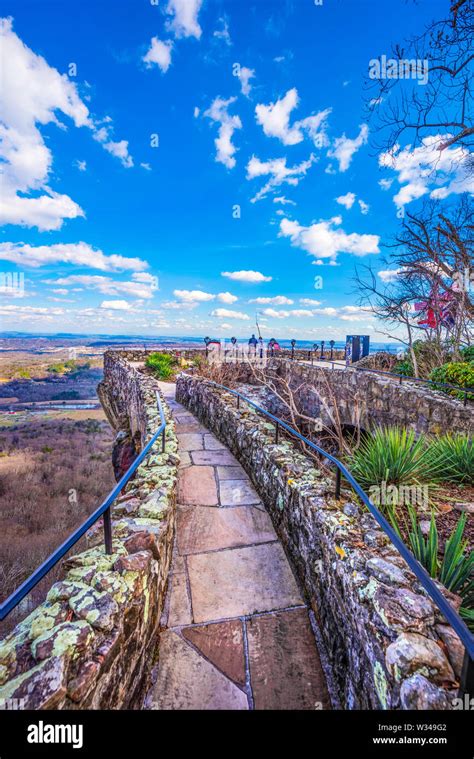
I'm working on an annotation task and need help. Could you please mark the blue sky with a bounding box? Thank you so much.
[0,0,467,341]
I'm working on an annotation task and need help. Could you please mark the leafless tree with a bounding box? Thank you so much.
[365,0,473,164]
[355,199,473,374]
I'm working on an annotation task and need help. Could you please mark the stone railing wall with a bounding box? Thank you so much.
[269,359,473,437]
[0,354,178,709]
[176,373,464,710]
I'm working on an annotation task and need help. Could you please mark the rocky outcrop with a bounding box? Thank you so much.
[0,354,178,709]
[176,373,463,710]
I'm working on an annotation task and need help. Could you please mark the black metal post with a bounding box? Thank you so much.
[162,428,166,453]
[320,340,325,360]
[399,375,403,385]
[237,396,240,409]
[464,391,468,407]
[335,467,341,500]
[275,422,279,444]
[459,650,474,699]
[330,340,335,361]
[103,507,113,554]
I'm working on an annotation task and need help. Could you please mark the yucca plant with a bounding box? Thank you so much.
[388,506,473,627]
[145,352,176,380]
[347,427,442,493]
[426,434,474,485]
[439,513,473,594]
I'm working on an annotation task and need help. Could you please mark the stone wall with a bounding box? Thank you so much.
[269,359,473,437]
[176,373,464,710]
[0,354,178,709]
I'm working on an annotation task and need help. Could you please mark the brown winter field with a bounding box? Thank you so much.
[0,415,115,635]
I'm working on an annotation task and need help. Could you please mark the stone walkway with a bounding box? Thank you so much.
[148,382,330,710]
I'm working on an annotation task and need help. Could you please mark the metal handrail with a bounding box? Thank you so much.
[0,391,167,621]
[203,380,474,679]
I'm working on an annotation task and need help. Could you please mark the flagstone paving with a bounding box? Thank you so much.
[149,382,330,711]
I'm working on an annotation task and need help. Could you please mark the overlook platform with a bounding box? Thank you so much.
[147,382,330,710]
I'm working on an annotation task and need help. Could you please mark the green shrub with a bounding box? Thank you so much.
[347,427,442,496]
[393,359,414,377]
[429,361,474,401]
[461,345,474,362]
[426,434,474,485]
[145,352,176,380]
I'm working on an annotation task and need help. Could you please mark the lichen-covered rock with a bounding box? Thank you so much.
[47,580,90,603]
[138,492,168,520]
[386,633,455,684]
[124,530,160,560]
[91,571,130,605]
[366,557,407,586]
[63,546,126,573]
[68,588,119,632]
[0,656,67,709]
[67,660,100,703]
[372,586,435,634]
[400,674,453,710]
[435,624,464,680]
[31,621,95,661]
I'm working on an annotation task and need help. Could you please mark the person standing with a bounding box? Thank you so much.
[248,333,258,356]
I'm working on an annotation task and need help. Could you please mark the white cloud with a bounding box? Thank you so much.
[379,135,473,208]
[143,38,173,73]
[0,18,133,231]
[358,199,370,215]
[249,296,293,305]
[378,268,404,282]
[246,153,315,202]
[255,88,331,147]
[214,17,231,46]
[336,192,356,209]
[140,162,151,171]
[261,307,316,319]
[204,97,242,169]
[96,136,133,168]
[166,0,203,39]
[327,124,368,171]
[210,308,250,320]
[217,291,238,304]
[273,196,296,206]
[100,300,132,311]
[173,288,215,302]
[75,160,87,171]
[0,241,148,272]
[193,106,200,118]
[236,66,254,97]
[43,274,158,299]
[262,308,289,319]
[299,298,322,306]
[222,270,272,283]
[379,178,393,190]
[162,300,197,310]
[279,216,380,263]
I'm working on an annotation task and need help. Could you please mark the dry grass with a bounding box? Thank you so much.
[0,416,115,636]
